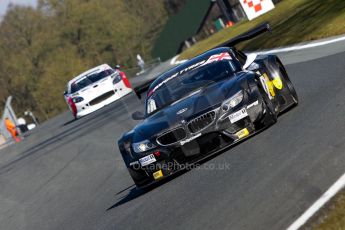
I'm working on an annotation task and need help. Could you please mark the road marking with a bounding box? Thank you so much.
[170,35,345,65]
[286,173,345,230]
[170,55,187,65]
[257,35,345,55]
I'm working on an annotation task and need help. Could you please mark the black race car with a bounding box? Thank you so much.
[118,23,298,188]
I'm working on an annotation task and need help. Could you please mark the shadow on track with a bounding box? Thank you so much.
[63,118,77,126]
[107,187,146,210]
[107,171,186,210]
[116,184,135,195]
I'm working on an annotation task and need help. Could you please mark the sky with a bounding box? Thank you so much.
[0,0,37,18]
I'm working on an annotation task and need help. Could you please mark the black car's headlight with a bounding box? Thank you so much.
[221,90,244,111]
[132,140,156,153]
[72,97,84,103]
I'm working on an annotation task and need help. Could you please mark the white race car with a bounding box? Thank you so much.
[64,64,132,119]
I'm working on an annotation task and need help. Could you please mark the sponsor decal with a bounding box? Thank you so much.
[229,108,248,124]
[147,98,157,114]
[246,100,259,109]
[240,0,275,21]
[272,78,283,90]
[139,154,156,167]
[260,73,275,99]
[153,170,164,180]
[203,52,232,65]
[236,128,250,139]
[180,133,202,145]
[129,161,139,166]
[177,108,188,115]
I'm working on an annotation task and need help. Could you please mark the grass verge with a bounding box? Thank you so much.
[178,0,345,60]
[305,190,345,229]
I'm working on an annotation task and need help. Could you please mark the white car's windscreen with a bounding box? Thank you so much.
[70,69,115,93]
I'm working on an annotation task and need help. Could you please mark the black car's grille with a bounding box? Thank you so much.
[89,91,114,106]
[156,127,187,146]
[188,111,216,133]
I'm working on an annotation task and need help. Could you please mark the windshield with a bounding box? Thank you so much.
[70,69,115,93]
[146,60,237,115]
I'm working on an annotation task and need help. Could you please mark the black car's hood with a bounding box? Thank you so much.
[131,71,250,142]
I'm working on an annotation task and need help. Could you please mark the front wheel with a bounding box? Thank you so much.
[279,65,298,106]
[258,86,277,127]
[128,167,151,188]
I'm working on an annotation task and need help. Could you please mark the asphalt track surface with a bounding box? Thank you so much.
[1,42,345,230]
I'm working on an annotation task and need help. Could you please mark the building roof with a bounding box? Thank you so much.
[152,0,212,61]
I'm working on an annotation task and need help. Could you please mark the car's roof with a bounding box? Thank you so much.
[67,63,112,88]
[148,47,232,94]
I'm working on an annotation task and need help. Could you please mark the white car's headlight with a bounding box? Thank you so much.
[72,97,84,103]
[112,74,122,84]
[222,90,244,111]
[132,140,156,153]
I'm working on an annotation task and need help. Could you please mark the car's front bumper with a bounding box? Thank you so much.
[127,91,266,187]
[75,87,132,118]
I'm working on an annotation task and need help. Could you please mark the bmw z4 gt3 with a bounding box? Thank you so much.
[118,24,298,188]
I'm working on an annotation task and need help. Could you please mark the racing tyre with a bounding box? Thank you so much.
[259,86,277,126]
[279,64,298,106]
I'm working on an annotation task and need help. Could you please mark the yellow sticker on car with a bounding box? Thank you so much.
[272,78,283,90]
[236,128,250,139]
[153,170,163,180]
[263,73,275,97]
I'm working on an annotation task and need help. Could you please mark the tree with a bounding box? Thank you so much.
[0,0,169,120]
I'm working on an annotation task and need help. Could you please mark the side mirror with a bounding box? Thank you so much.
[132,111,145,120]
[243,53,258,70]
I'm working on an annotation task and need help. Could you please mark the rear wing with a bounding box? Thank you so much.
[214,22,271,49]
[133,22,271,99]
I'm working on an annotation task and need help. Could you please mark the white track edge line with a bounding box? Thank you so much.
[286,173,345,230]
[255,35,345,55]
[170,35,345,65]
[170,55,187,65]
